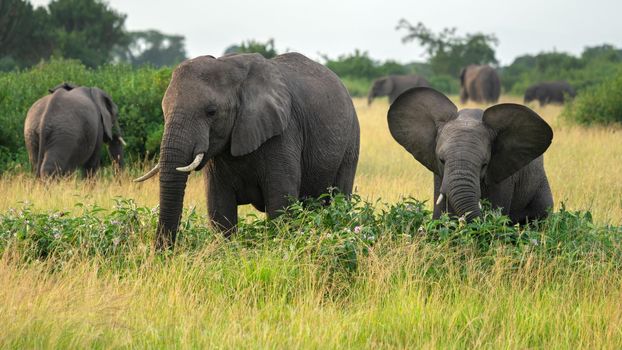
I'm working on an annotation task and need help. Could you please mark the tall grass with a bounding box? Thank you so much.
[0,97,621,348]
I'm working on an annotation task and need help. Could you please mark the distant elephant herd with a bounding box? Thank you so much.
[24,52,570,248]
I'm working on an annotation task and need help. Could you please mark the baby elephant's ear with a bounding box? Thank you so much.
[483,104,553,183]
[387,87,458,174]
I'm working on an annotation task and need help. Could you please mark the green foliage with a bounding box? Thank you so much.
[0,0,55,69]
[224,38,278,59]
[562,70,622,125]
[502,45,622,95]
[397,20,498,77]
[1,193,619,272]
[0,59,171,171]
[47,0,128,68]
[114,30,187,67]
[323,50,453,96]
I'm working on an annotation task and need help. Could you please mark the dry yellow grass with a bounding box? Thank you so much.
[1,96,620,224]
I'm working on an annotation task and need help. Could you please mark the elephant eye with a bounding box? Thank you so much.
[481,163,488,170]
[439,158,445,165]
[206,105,217,117]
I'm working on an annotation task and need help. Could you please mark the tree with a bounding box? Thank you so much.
[47,0,128,67]
[397,20,498,76]
[115,30,187,67]
[224,38,278,58]
[0,0,54,69]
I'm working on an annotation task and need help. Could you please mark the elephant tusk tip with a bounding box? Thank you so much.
[118,137,127,146]
[435,193,444,206]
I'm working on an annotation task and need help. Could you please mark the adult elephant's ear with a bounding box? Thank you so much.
[483,104,553,183]
[231,56,291,157]
[387,87,457,174]
[90,87,119,141]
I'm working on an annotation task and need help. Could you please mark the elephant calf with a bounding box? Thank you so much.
[388,87,553,224]
[24,83,125,177]
[524,81,576,106]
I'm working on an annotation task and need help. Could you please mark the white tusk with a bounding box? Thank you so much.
[479,201,483,210]
[118,137,127,146]
[436,193,444,206]
[133,163,160,182]
[176,153,204,172]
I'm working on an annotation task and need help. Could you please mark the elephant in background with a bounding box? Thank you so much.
[134,52,360,248]
[24,83,125,177]
[524,81,576,106]
[459,65,501,104]
[367,74,430,105]
[388,87,553,224]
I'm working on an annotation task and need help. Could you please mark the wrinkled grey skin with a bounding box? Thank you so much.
[24,83,124,177]
[150,52,360,248]
[459,65,501,104]
[388,87,553,223]
[367,74,430,105]
[524,81,576,106]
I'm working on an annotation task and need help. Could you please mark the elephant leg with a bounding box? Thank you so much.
[333,139,359,196]
[263,157,301,219]
[511,179,553,224]
[205,169,238,236]
[83,149,101,178]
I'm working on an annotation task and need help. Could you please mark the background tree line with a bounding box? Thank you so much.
[0,0,187,70]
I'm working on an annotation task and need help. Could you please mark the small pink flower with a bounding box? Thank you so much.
[354,226,362,234]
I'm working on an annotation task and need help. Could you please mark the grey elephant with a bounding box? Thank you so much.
[524,81,576,106]
[367,74,430,105]
[24,83,125,177]
[388,87,553,223]
[135,52,360,248]
[459,65,501,104]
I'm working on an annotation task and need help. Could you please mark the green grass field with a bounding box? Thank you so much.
[1,97,621,348]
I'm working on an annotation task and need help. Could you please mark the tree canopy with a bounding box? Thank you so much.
[0,0,187,70]
[397,20,498,77]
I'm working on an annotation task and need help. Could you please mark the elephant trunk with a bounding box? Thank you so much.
[156,122,193,249]
[443,161,481,221]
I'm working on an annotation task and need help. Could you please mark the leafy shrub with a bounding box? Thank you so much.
[1,193,620,273]
[563,71,622,125]
[0,58,171,171]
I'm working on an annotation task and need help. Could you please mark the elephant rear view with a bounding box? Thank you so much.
[459,65,501,104]
[367,74,430,105]
[24,83,125,177]
[134,53,360,248]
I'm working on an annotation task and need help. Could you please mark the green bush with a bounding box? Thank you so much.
[1,193,620,271]
[563,71,622,125]
[0,59,171,171]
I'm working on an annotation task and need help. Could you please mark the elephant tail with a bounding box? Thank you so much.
[35,116,47,177]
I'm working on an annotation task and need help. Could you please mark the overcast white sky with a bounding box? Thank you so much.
[31,0,622,65]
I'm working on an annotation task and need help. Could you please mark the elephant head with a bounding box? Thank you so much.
[367,77,394,105]
[90,87,125,168]
[388,87,552,221]
[134,53,291,248]
[523,86,537,104]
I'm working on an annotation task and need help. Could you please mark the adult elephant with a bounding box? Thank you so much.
[459,65,501,104]
[135,53,360,248]
[388,87,553,223]
[24,82,125,177]
[367,74,430,105]
[524,81,576,106]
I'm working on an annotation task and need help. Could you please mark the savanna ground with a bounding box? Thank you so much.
[1,96,621,348]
